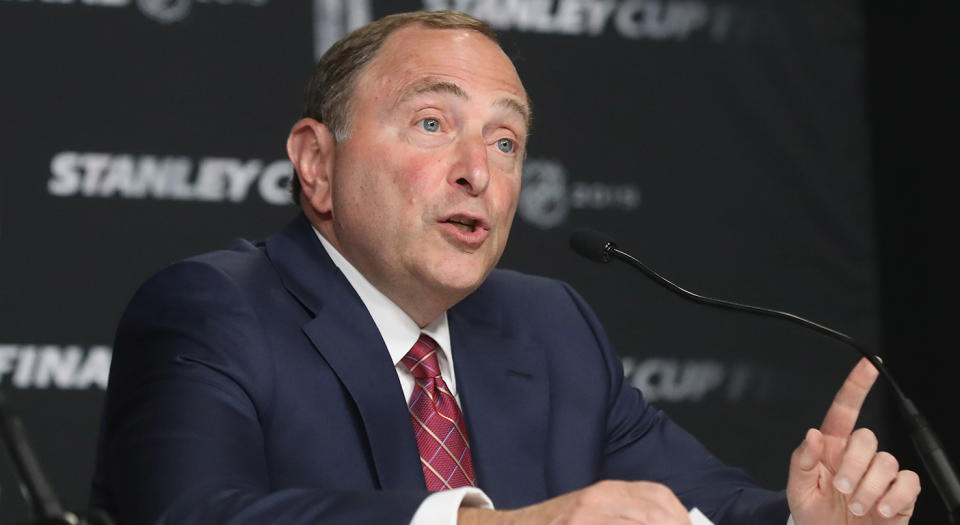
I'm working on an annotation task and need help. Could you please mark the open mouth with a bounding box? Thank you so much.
[445,216,480,233]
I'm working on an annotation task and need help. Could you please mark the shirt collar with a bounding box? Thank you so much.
[313,227,454,378]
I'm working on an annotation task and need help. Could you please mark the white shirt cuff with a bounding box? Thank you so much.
[409,487,494,525]
[408,489,790,525]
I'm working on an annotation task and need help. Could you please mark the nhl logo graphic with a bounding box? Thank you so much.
[138,0,193,23]
[519,159,569,229]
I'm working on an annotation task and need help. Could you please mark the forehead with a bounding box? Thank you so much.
[359,25,528,114]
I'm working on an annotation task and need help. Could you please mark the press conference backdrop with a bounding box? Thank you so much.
[0,0,907,522]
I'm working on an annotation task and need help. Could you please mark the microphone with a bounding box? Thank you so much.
[570,227,960,523]
[0,391,114,525]
[570,228,616,263]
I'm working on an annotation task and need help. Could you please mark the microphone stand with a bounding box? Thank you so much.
[0,390,112,525]
[572,229,960,523]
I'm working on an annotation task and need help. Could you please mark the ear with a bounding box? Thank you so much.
[286,118,337,214]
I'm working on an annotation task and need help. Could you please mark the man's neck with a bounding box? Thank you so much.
[310,220,457,327]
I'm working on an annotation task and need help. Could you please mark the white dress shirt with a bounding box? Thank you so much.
[315,229,792,525]
[314,229,493,525]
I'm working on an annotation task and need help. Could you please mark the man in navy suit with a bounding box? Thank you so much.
[91,10,920,525]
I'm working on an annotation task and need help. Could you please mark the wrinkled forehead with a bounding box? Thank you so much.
[360,25,530,121]
[395,76,531,128]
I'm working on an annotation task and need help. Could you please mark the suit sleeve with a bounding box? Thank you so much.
[94,260,426,524]
[558,282,791,525]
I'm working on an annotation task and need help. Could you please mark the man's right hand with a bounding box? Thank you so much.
[457,480,692,525]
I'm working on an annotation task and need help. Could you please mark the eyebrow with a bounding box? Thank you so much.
[495,97,531,131]
[398,77,532,131]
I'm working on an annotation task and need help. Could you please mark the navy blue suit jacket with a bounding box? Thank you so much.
[91,215,789,524]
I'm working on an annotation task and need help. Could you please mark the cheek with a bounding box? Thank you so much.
[490,153,521,175]
[371,162,428,235]
[492,175,522,215]
[392,154,443,203]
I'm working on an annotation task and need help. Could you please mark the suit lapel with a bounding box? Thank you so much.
[449,305,550,508]
[265,215,425,491]
[265,216,551,500]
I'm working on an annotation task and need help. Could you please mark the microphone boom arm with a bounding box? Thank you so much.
[609,246,899,397]
[581,230,960,522]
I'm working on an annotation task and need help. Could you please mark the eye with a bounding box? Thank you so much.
[419,118,441,133]
[496,138,515,154]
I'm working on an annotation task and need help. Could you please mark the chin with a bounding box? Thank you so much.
[424,263,491,296]
[432,272,486,295]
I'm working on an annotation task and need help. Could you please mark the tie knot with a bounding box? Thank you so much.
[402,334,441,379]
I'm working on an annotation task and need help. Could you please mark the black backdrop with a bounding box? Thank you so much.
[0,1,955,523]
[868,1,957,524]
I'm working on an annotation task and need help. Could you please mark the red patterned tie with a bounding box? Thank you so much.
[401,334,477,490]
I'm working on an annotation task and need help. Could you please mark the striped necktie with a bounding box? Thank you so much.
[401,333,477,490]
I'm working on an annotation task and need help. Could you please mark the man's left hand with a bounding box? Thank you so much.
[786,358,921,524]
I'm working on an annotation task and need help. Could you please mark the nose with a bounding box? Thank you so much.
[450,136,491,196]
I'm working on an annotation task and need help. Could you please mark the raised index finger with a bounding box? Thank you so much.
[820,357,880,438]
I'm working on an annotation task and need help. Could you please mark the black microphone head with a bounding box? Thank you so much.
[570,228,617,263]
